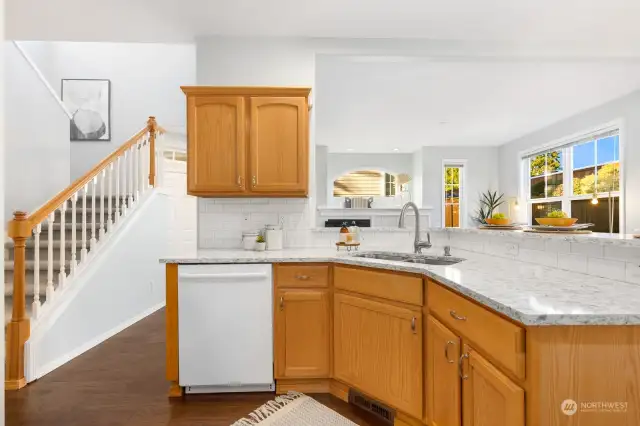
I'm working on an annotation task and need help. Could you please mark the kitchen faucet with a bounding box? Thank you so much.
[398,202,432,253]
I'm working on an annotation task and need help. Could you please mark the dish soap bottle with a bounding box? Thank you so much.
[339,222,351,243]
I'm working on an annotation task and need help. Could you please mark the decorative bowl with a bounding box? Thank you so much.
[486,218,511,226]
[535,217,578,227]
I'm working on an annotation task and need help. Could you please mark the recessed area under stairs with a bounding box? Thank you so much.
[4,196,128,324]
[4,308,385,426]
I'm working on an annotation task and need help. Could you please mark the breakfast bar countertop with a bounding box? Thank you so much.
[160,247,640,327]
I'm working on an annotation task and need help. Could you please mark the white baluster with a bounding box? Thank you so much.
[115,156,121,224]
[71,192,78,274]
[108,163,113,232]
[135,141,140,202]
[99,169,106,240]
[128,147,134,208]
[122,152,129,217]
[59,200,67,289]
[32,223,42,318]
[46,212,55,302]
[90,176,97,249]
[141,138,147,193]
[81,184,88,262]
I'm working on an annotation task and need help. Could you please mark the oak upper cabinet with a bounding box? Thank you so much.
[334,293,423,419]
[462,347,525,426]
[186,95,246,194]
[182,87,310,197]
[249,97,308,195]
[274,289,330,379]
[426,316,461,426]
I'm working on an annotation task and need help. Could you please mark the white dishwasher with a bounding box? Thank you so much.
[178,264,274,394]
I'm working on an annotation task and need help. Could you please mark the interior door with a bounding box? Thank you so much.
[274,289,330,378]
[249,97,308,195]
[426,315,462,426]
[462,347,525,426]
[187,95,246,194]
[334,293,423,418]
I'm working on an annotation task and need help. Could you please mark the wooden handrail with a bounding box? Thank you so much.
[5,116,163,391]
[27,118,161,228]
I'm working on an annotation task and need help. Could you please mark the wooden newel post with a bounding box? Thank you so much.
[147,116,157,187]
[6,211,32,390]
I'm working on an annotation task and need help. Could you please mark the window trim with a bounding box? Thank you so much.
[441,160,467,229]
[518,119,625,233]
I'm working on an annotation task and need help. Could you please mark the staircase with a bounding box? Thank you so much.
[5,117,166,390]
[4,199,122,323]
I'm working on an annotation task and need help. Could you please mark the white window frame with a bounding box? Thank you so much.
[519,120,625,233]
[441,160,467,229]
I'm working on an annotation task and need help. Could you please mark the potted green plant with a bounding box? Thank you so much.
[474,190,505,225]
[255,235,266,251]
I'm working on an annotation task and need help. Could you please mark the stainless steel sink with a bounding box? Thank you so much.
[351,251,464,266]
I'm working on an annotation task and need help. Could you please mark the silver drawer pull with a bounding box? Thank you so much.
[411,317,417,333]
[450,310,467,321]
[459,353,469,380]
[295,274,311,280]
[445,341,456,363]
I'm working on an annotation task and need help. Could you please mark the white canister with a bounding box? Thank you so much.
[265,224,283,250]
[242,231,260,251]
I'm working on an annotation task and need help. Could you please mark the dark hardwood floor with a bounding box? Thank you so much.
[5,309,383,426]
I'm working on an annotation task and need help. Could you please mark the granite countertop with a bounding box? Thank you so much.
[160,247,640,326]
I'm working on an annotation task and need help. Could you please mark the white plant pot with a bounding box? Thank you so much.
[255,242,266,251]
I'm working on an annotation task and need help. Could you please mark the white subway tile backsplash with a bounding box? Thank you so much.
[557,253,588,273]
[544,238,571,253]
[604,245,640,263]
[587,257,626,281]
[570,242,604,258]
[518,248,558,267]
[214,199,251,204]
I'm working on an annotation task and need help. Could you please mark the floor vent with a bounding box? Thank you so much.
[348,388,395,425]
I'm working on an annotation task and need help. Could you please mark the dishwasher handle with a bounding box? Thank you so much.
[179,272,269,281]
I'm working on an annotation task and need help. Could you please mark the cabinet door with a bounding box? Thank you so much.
[187,96,246,195]
[462,348,525,426]
[274,289,330,378]
[334,293,423,419]
[426,316,461,426]
[249,97,308,195]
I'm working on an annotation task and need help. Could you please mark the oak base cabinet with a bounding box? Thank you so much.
[334,293,423,419]
[274,289,330,379]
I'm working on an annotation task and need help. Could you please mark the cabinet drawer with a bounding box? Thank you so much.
[275,264,329,288]
[428,281,525,379]
[334,266,423,306]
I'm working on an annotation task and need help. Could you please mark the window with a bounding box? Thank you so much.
[523,129,621,232]
[333,170,396,197]
[444,165,463,228]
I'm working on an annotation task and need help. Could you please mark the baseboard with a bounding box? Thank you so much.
[32,302,165,381]
[275,378,332,395]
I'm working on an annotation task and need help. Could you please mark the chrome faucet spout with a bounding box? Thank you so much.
[398,202,432,254]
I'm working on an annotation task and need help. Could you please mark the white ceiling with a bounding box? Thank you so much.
[6,0,640,45]
[316,56,640,152]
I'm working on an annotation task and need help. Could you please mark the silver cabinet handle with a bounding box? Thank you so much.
[279,296,284,311]
[445,340,456,364]
[459,353,469,380]
[450,310,467,321]
[237,176,243,187]
[411,317,417,333]
[295,274,310,281]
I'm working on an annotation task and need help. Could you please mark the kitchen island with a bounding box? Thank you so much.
[161,247,640,426]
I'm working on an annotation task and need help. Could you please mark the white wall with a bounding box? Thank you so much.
[1,0,6,417]
[421,146,500,228]
[498,90,640,231]
[324,152,414,207]
[19,41,196,179]
[315,145,328,207]
[27,192,170,380]
[4,41,70,219]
